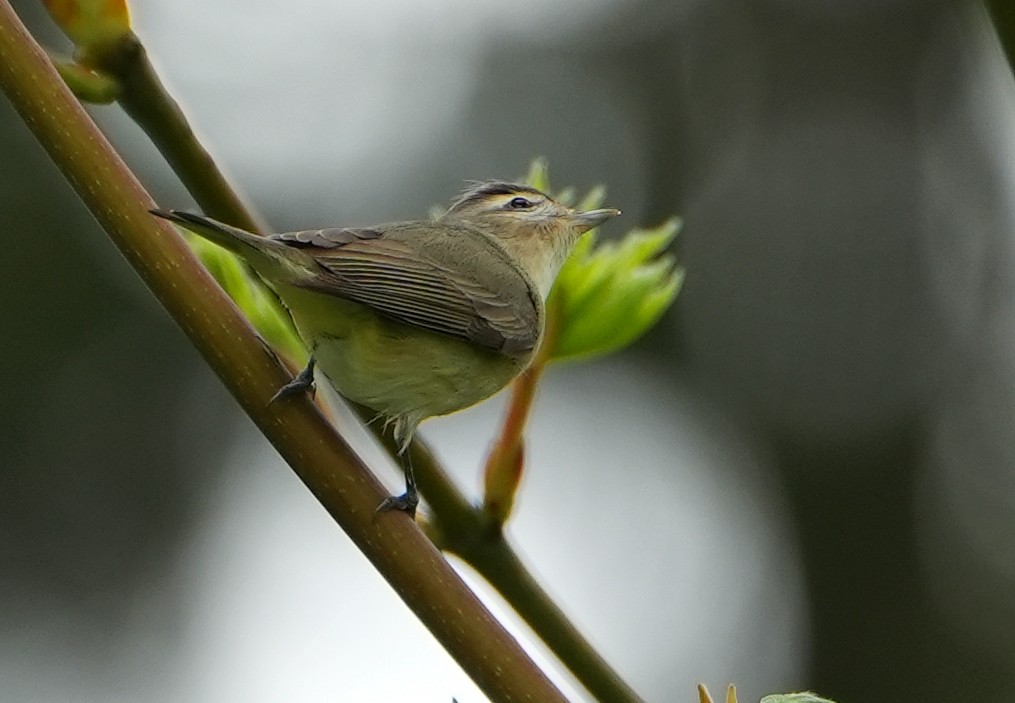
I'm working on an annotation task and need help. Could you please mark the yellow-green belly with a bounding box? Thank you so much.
[277,285,531,427]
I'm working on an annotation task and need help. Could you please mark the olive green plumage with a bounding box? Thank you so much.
[153,182,619,512]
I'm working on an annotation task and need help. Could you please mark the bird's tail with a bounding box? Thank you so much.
[150,209,310,280]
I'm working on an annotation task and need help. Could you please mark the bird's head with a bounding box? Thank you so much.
[443,181,618,234]
[442,181,620,297]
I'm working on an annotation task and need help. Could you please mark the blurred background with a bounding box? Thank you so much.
[3,0,1015,700]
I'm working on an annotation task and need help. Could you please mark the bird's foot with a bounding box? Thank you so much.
[376,490,419,519]
[269,358,316,405]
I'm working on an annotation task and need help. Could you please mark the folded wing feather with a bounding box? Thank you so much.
[274,226,540,356]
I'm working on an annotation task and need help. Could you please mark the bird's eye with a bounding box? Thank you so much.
[508,197,533,209]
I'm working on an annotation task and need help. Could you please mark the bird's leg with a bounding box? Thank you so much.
[376,452,419,518]
[376,424,420,518]
[269,357,316,404]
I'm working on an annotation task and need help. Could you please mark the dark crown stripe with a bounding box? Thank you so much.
[447,181,546,212]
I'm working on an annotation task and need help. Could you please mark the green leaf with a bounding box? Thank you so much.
[44,0,132,55]
[522,158,550,193]
[575,185,606,212]
[548,218,684,361]
[760,693,837,703]
[186,235,307,364]
[516,159,682,362]
[52,57,120,103]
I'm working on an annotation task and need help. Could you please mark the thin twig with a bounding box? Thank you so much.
[432,506,645,703]
[87,31,266,231]
[481,294,561,521]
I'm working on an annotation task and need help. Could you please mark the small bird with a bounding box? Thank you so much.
[153,182,619,515]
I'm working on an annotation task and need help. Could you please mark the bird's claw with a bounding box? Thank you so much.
[268,358,316,405]
[376,491,419,519]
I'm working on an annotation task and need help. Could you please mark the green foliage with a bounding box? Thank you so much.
[550,216,682,361]
[45,0,130,104]
[760,693,837,703]
[522,160,683,362]
[52,57,119,103]
[186,235,307,364]
[44,0,131,55]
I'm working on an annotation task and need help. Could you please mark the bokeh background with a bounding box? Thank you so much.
[3,0,1015,701]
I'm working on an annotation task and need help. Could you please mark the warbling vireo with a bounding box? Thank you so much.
[153,182,619,515]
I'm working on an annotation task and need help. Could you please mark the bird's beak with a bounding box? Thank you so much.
[571,207,621,233]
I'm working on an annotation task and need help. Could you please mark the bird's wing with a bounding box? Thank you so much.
[274,227,384,247]
[273,225,541,356]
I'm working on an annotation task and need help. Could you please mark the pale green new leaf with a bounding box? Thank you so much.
[522,158,551,193]
[52,57,120,103]
[548,217,684,361]
[186,235,307,364]
[760,693,837,703]
[518,161,682,361]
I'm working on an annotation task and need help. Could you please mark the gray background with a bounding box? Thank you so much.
[3,0,1014,700]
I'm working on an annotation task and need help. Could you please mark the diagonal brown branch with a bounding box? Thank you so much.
[38,13,644,702]
[0,4,568,701]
